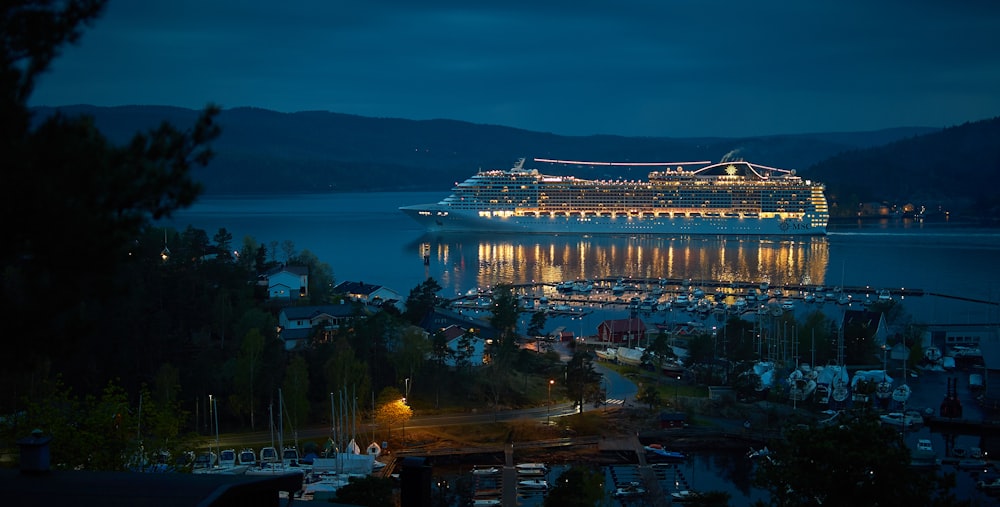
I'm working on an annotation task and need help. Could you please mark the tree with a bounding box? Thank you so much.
[544,465,604,506]
[637,383,661,409]
[527,311,548,337]
[564,351,603,413]
[0,0,219,406]
[334,475,395,507]
[753,413,966,507]
[290,249,335,304]
[645,330,676,371]
[2,0,220,411]
[282,355,310,435]
[403,277,443,324]
[232,328,265,428]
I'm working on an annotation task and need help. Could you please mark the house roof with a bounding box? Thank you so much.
[281,303,358,320]
[0,469,303,507]
[599,318,647,333]
[419,307,498,340]
[265,264,308,277]
[333,281,383,296]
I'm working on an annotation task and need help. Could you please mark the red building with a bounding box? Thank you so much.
[597,318,647,344]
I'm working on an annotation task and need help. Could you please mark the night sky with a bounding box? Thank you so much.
[29,0,1000,137]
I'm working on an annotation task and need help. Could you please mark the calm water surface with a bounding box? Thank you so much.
[170,192,1000,324]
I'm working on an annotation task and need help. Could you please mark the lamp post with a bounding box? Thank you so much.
[547,379,554,424]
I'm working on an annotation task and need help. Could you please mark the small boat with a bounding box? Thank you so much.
[644,445,687,462]
[613,481,646,498]
[518,478,548,489]
[957,459,989,471]
[282,446,301,467]
[218,449,237,468]
[595,348,618,361]
[891,384,911,403]
[516,463,548,475]
[879,412,920,427]
[910,439,937,469]
[671,490,702,502]
[238,448,257,467]
[260,446,279,464]
[924,346,942,363]
[472,499,502,506]
[977,478,1000,490]
[472,466,501,476]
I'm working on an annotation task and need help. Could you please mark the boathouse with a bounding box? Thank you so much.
[597,318,647,345]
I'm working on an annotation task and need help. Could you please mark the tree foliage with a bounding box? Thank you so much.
[564,351,603,413]
[334,475,395,507]
[753,412,967,507]
[544,465,605,506]
[403,277,442,324]
[1,0,221,408]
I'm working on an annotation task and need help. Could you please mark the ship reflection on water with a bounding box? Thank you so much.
[415,234,829,296]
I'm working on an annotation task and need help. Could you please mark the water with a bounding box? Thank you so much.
[169,192,1000,324]
[167,192,1000,502]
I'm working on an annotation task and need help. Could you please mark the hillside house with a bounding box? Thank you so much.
[333,281,404,312]
[277,303,365,350]
[264,265,309,300]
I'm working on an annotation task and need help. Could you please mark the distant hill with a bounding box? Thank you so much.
[807,116,1000,217]
[31,105,942,196]
[37,105,1000,218]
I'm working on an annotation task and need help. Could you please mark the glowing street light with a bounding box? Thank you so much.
[547,379,555,424]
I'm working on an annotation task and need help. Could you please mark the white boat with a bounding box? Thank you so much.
[218,449,237,468]
[911,439,937,468]
[518,479,548,489]
[259,446,278,464]
[613,481,646,498]
[671,490,702,502]
[472,466,501,476]
[879,412,921,427]
[924,346,942,364]
[400,158,829,235]
[616,347,644,366]
[891,384,911,403]
[595,348,618,361]
[516,463,548,475]
[238,448,257,467]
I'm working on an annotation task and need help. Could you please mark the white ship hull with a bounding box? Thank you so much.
[400,205,825,235]
[401,158,828,236]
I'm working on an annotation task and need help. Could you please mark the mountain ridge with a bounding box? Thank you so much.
[30,105,999,217]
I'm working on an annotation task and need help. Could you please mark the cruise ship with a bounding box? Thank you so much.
[400,158,829,235]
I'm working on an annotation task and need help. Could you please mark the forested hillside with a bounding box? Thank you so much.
[808,116,1000,217]
[32,105,936,194]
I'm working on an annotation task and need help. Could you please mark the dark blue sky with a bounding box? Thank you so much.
[29,0,1000,137]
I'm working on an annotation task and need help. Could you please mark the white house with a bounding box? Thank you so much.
[277,303,362,350]
[265,265,309,300]
[333,281,404,312]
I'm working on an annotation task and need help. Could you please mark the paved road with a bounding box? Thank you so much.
[201,342,641,452]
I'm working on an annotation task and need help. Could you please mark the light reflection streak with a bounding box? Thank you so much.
[421,234,829,294]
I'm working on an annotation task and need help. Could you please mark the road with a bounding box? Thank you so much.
[202,343,639,452]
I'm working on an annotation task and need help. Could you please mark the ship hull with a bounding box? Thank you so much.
[400,205,825,235]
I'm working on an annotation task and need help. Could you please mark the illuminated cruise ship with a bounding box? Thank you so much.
[400,158,829,235]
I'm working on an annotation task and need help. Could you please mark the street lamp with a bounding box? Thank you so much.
[547,379,554,424]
